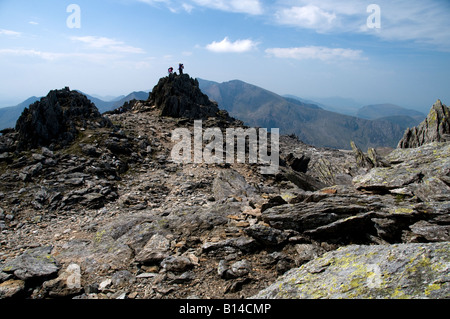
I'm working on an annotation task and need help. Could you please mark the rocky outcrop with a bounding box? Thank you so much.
[15,87,111,150]
[253,242,450,299]
[148,74,227,120]
[398,100,450,148]
[353,141,450,202]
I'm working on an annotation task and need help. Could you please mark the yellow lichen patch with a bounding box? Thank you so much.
[94,229,107,243]
[425,283,441,296]
[390,207,414,215]
[280,193,296,201]
[391,288,410,299]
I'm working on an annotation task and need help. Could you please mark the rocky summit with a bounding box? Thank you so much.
[14,87,112,151]
[0,75,449,299]
[397,99,450,148]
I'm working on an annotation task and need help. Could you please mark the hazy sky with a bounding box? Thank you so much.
[0,0,449,113]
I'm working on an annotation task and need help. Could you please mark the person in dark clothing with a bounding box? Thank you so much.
[178,63,184,75]
[168,66,174,75]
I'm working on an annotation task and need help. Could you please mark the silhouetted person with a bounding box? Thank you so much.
[178,63,184,75]
[168,66,173,75]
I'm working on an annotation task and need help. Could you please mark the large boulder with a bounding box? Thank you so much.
[1,246,60,281]
[15,87,111,150]
[148,74,222,119]
[253,242,450,299]
[398,100,450,148]
[353,141,450,202]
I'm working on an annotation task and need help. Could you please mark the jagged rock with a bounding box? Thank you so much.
[244,224,288,246]
[260,196,287,213]
[278,166,327,191]
[367,148,390,167]
[212,169,257,201]
[148,74,223,120]
[0,279,25,298]
[1,246,60,281]
[294,244,326,266]
[161,256,194,272]
[135,233,171,264]
[15,87,112,150]
[218,259,251,279]
[284,153,310,173]
[202,237,259,255]
[230,260,251,277]
[262,200,370,235]
[252,242,450,299]
[353,142,450,201]
[398,100,450,148]
[52,235,134,274]
[41,263,83,298]
[351,141,374,169]
[260,191,448,245]
[409,220,450,242]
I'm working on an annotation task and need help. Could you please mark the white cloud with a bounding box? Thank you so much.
[29,21,39,25]
[265,46,365,61]
[272,0,450,50]
[367,0,450,48]
[0,29,21,37]
[0,48,111,62]
[206,37,258,53]
[138,0,171,5]
[71,36,145,54]
[192,0,263,15]
[275,5,336,31]
[182,3,194,13]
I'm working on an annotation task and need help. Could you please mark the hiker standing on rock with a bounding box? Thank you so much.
[178,63,184,75]
[168,66,174,75]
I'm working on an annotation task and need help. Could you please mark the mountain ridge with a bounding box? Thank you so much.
[356,103,425,119]
[1,80,428,150]
[198,78,411,150]
[0,91,149,130]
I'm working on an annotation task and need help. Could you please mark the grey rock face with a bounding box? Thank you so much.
[1,246,60,281]
[15,87,111,150]
[149,74,224,120]
[353,142,450,202]
[212,169,257,201]
[253,242,450,299]
[398,100,450,148]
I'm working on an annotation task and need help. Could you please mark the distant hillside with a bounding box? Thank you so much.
[0,97,40,130]
[80,91,149,113]
[357,103,425,120]
[0,91,149,130]
[198,79,407,150]
[285,94,362,116]
[112,91,149,110]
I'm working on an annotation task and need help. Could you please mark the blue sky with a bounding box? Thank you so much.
[0,0,449,113]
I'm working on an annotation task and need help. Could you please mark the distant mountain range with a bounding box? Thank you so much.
[1,80,427,150]
[0,91,149,130]
[198,79,426,150]
[356,103,425,120]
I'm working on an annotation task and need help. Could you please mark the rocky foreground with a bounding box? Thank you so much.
[0,75,449,299]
